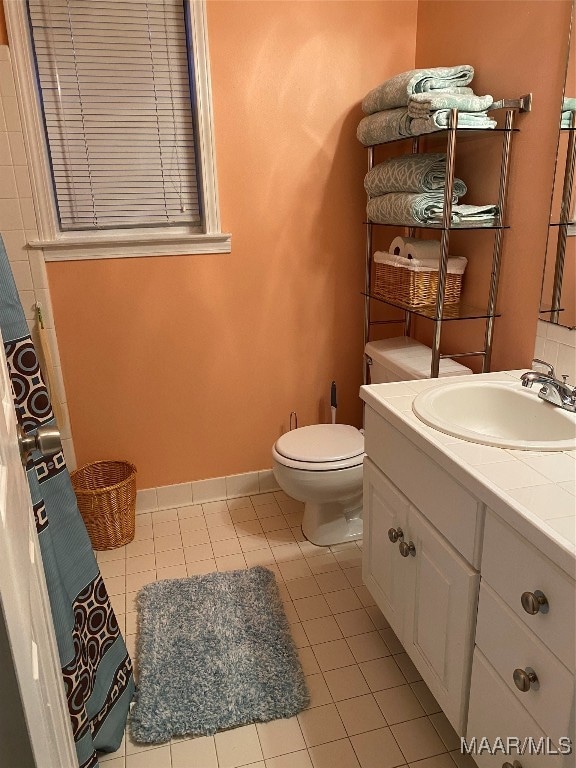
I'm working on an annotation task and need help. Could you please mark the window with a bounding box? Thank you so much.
[6,0,230,259]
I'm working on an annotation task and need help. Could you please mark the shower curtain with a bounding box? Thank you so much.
[0,238,135,768]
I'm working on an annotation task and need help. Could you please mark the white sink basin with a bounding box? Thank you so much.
[412,381,576,451]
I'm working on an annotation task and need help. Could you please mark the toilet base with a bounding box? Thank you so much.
[301,501,363,547]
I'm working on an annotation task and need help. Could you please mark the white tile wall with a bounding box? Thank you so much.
[534,320,576,383]
[0,44,76,469]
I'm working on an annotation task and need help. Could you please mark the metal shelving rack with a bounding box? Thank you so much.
[363,96,532,383]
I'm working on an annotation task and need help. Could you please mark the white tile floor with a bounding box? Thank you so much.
[96,491,477,768]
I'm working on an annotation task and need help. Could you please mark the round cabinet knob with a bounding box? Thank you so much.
[521,590,548,615]
[513,667,539,692]
[388,527,403,543]
[399,540,416,557]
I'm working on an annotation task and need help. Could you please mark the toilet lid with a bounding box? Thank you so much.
[275,424,364,463]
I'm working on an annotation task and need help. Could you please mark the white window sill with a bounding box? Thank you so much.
[29,230,232,260]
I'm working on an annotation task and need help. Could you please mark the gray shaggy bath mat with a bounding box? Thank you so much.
[130,566,309,743]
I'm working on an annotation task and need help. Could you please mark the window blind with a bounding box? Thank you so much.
[27,0,201,231]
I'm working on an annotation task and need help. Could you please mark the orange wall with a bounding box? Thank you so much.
[46,1,418,488]
[413,0,572,370]
[0,1,6,46]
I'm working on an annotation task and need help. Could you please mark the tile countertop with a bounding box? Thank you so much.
[360,370,576,579]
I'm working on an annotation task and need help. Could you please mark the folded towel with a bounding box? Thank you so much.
[357,108,496,147]
[563,97,576,111]
[357,108,412,146]
[561,110,576,128]
[374,251,468,275]
[367,192,458,226]
[362,65,475,115]
[410,110,497,134]
[407,92,493,118]
[364,154,467,198]
[427,203,500,224]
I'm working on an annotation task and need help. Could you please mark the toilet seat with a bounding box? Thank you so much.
[273,424,364,471]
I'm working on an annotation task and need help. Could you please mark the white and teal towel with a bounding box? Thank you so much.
[561,97,576,128]
[407,92,494,118]
[362,65,475,115]
[367,193,498,226]
[357,108,496,147]
[365,153,467,198]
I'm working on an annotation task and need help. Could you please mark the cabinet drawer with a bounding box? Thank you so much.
[365,407,481,565]
[476,582,574,744]
[482,512,575,669]
[467,648,568,768]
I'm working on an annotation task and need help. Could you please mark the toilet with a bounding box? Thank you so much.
[272,337,472,547]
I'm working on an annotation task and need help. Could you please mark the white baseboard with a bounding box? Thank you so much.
[135,469,280,514]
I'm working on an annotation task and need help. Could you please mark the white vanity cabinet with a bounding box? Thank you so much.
[362,447,481,734]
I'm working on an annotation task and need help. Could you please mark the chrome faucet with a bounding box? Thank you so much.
[520,359,576,413]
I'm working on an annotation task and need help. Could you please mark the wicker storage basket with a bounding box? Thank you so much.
[374,258,464,308]
[71,460,137,550]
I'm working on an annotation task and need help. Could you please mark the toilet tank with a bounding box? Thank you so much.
[365,337,472,382]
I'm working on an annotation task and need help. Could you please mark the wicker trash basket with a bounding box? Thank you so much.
[71,460,137,550]
[373,252,467,309]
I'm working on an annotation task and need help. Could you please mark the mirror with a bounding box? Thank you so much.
[539,9,576,329]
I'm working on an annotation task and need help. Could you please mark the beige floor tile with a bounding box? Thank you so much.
[323,664,371,702]
[379,627,403,653]
[334,609,376,638]
[171,735,218,768]
[97,756,124,768]
[294,595,332,622]
[409,754,455,768]
[335,693,388,736]
[266,528,297,546]
[96,545,126,563]
[179,516,208,533]
[205,510,234,528]
[216,554,247,571]
[298,703,347,747]
[260,514,289,532]
[272,543,305,563]
[359,657,406,692]
[103,574,125,596]
[212,537,243,557]
[251,493,278,507]
[324,589,363,615]
[125,745,171,767]
[390,717,446,763]
[187,558,217,576]
[290,622,310,648]
[180,525,211,548]
[125,538,155,557]
[202,500,229,514]
[126,553,156,575]
[125,612,138,636]
[256,716,306,758]
[428,713,460,751]
[350,727,405,768]
[125,591,138,613]
[132,525,154,544]
[244,548,276,567]
[254,501,283,518]
[125,570,156,593]
[235,519,264,536]
[346,631,390,663]
[227,496,254,510]
[305,672,333,707]
[282,600,300,623]
[286,576,321,600]
[409,682,442,715]
[449,749,478,768]
[298,646,321,675]
[312,639,356,672]
[394,653,422,683]
[154,533,183,553]
[333,549,362,569]
[209,524,239,543]
[302,616,343,645]
[184,543,214,563]
[99,559,126,579]
[354,586,376,608]
[177,504,204,519]
[152,508,179,523]
[343,566,363,588]
[214,723,263,768]
[239,534,271,552]
[309,738,361,768]
[264,749,313,768]
[152,520,181,538]
[363,605,389,630]
[284,510,304,527]
[229,506,259,523]
[306,553,341,574]
[279,559,313,581]
[315,570,350,594]
[155,547,185,569]
[374,684,425,725]
[156,564,188,580]
[109,592,125,616]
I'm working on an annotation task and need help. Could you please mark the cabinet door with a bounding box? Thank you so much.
[362,458,410,640]
[403,505,480,735]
